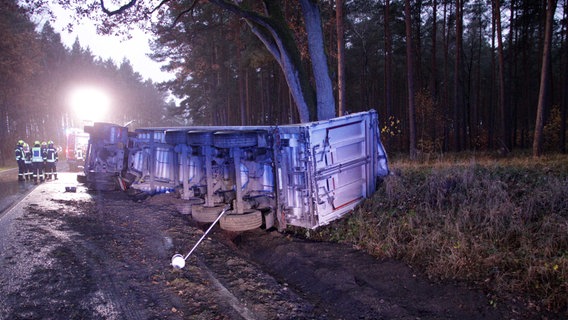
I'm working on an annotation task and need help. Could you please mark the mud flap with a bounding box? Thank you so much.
[263,209,275,230]
[116,176,128,191]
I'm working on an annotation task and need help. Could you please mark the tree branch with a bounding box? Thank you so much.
[172,0,199,26]
[208,0,272,30]
[149,0,172,14]
[100,0,138,16]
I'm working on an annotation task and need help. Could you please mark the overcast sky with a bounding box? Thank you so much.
[41,4,174,83]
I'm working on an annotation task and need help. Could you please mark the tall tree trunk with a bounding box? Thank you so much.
[236,29,246,125]
[245,69,251,124]
[474,4,483,147]
[414,2,423,88]
[384,0,393,118]
[561,0,568,153]
[493,0,508,152]
[508,0,516,148]
[336,0,345,116]
[454,0,464,151]
[489,1,496,149]
[429,0,438,101]
[210,0,315,122]
[533,0,557,157]
[430,0,439,149]
[405,0,417,160]
[442,1,450,151]
[300,0,336,121]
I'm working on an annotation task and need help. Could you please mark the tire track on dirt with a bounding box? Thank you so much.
[195,259,258,320]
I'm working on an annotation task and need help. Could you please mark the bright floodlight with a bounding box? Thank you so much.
[69,86,110,122]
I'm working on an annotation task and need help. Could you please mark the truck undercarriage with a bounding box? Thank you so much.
[78,110,389,231]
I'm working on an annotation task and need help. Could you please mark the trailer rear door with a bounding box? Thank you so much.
[308,112,377,226]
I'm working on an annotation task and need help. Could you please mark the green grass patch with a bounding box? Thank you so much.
[304,153,567,314]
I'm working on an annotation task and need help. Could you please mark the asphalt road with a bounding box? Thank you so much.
[0,162,76,254]
[0,168,35,216]
[0,161,76,213]
[0,168,37,257]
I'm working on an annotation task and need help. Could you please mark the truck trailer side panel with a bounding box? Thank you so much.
[80,110,389,230]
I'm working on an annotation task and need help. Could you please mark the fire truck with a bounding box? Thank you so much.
[78,110,389,231]
[66,128,90,171]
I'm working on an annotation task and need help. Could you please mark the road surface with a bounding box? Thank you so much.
[0,169,546,319]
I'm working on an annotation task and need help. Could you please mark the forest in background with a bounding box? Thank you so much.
[150,0,567,155]
[0,0,175,165]
[1,1,564,314]
[2,0,568,164]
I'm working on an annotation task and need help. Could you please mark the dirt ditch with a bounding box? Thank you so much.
[0,189,539,319]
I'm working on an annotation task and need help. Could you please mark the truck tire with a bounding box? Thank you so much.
[86,172,117,191]
[186,131,214,146]
[77,174,87,184]
[94,181,117,191]
[219,209,262,232]
[175,197,204,215]
[192,204,224,223]
[213,131,257,149]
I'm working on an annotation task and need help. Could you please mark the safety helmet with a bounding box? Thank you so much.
[34,141,40,146]
[48,140,54,145]
[41,141,47,146]
[18,140,24,146]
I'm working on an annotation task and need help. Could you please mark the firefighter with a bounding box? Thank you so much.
[45,140,58,180]
[31,141,45,184]
[23,142,33,180]
[14,140,25,181]
[41,141,48,178]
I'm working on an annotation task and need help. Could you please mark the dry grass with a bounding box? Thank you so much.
[308,153,567,314]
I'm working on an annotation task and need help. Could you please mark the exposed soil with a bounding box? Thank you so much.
[0,176,537,319]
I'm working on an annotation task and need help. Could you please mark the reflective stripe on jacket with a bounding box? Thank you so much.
[15,146,24,161]
[46,147,58,163]
[24,151,32,164]
[31,147,43,163]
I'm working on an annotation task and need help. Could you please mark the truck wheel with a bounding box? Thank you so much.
[220,209,262,232]
[95,182,117,191]
[192,204,224,223]
[186,131,214,146]
[213,131,258,149]
[176,197,204,215]
[86,172,117,191]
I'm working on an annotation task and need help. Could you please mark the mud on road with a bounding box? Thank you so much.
[0,177,523,320]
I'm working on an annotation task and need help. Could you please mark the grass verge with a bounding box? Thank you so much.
[303,153,567,314]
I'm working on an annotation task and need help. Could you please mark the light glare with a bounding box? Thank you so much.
[69,86,110,122]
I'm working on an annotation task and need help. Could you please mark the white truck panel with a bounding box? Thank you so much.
[81,110,389,230]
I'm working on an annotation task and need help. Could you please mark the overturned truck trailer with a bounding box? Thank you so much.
[79,110,389,231]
